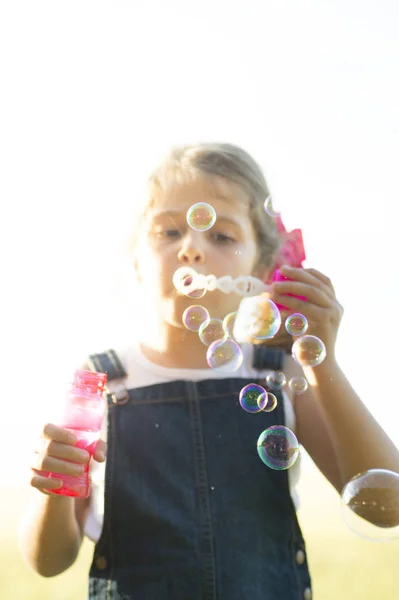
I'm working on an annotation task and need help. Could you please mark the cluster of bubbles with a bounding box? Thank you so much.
[182,304,243,373]
[239,384,299,471]
[180,202,399,541]
[179,201,315,470]
[239,384,276,414]
[238,376,299,471]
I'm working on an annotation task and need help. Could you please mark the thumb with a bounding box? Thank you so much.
[93,439,107,462]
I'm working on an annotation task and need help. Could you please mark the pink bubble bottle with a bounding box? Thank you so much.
[42,369,108,498]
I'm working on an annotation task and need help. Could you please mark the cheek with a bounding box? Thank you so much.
[230,244,259,273]
[136,249,162,282]
[138,252,176,294]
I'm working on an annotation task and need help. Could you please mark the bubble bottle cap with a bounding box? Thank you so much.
[72,370,108,397]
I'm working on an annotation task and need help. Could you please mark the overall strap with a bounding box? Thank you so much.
[87,349,127,381]
[252,345,285,371]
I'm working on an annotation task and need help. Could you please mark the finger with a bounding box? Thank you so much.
[41,423,77,445]
[30,473,63,494]
[272,282,332,309]
[31,454,86,477]
[92,439,107,462]
[305,267,336,292]
[33,439,90,464]
[271,292,327,319]
[280,266,336,299]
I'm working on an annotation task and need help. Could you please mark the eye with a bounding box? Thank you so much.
[212,232,235,243]
[154,228,181,239]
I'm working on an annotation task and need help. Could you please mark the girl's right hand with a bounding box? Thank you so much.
[29,423,107,496]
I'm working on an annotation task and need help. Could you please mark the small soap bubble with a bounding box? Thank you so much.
[186,286,207,299]
[292,335,326,367]
[266,371,286,391]
[263,392,278,412]
[341,469,399,542]
[182,305,210,332]
[257,425,299,470]
[248,297,281,340]
[173,267,198,295]
[288,376,308,395]
[199,318,227,346]
[186,202,216,232]
[206,338,243,373]
[285,313,308,336]
[222,312,237,338]
[264,195,281,218]
[239,384,268,413]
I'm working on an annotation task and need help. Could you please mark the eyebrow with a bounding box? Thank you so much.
[151,210,243,229]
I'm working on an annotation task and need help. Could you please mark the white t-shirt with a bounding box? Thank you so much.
[84,342,301,543]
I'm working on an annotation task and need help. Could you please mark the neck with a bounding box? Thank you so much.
[139,320,212,369]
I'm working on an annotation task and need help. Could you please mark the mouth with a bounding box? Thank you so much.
[173,266,201,296]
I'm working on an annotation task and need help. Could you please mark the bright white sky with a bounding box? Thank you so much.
[1,0,398,483]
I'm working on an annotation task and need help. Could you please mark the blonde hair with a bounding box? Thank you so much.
[130,142,283,270]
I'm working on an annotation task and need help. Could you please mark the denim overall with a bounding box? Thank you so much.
[87,346,312,600]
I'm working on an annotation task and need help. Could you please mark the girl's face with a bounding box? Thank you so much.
[134,176,267,328]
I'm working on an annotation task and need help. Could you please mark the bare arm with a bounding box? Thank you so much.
[18,424,106,577]
[18,492,84,577]
[303,357,399,483]
[283,354,343,494]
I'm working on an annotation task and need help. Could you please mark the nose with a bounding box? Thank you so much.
[177,238,205,265]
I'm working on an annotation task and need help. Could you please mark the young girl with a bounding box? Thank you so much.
[20,143,399,600]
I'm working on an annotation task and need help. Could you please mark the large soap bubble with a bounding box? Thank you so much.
[186,202,216,231]
[292,335,326,367]
[341,469,399,542]
[257,425,299,470]
[248,297,281,341]
[206,338,243,373]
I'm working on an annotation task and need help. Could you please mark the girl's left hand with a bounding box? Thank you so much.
[270,264,344,362]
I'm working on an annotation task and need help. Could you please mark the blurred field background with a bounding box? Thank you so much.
[4,453,399,600]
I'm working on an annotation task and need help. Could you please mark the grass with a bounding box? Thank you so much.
[4,461,399,599]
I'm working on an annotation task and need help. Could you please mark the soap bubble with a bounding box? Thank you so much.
[257,425,299,470]
[239,384,267,413]
[285,313,308,336]
[186,285,207,299]
[264,195,280,218]
[341,469,399,542]
[222,312,237,338]
[187,202,216,232]
[263,392,278,412]
[248,297,281,340]
[199,318,227,346]
[182,305,210,332]
[265,371,287,391]
[292,335,326,367]
[288,376,308,395]
[173,267,199,295]
[206,338,243,373]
